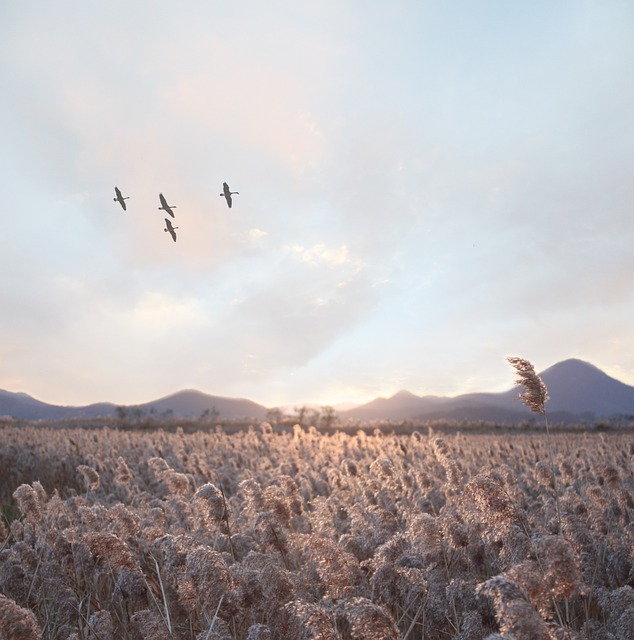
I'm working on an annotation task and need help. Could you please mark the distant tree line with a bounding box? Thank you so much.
[265,405,339,430]
[115,405,220,424]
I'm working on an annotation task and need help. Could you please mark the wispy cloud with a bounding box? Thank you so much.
[283,243,352,267]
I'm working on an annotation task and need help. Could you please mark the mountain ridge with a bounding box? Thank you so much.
[340,359,634,422]
[1,359,633,423]
[0,388,269,422]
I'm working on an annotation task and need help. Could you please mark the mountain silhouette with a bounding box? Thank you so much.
[0,389,117,421]
[1,359,633,423]
[340,359,634,423]
[525,358,634,415]
[132,389,268,421]
[0,389,268,422]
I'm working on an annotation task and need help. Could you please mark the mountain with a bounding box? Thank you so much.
[527,359,634,415]
[0,389,117,421]
[341,390,452,422]
[131,389,268,421]
[341,359,634,423]
[470,359,634,417]
[0,389,268,422]
[2,359,633,424]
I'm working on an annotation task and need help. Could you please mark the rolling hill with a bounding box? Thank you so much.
[1,359,633,423]
[0,389,268,422]
[131,389,269,421]
[0,389,117,421]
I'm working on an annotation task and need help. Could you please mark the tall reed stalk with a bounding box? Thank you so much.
[507,356,562,534]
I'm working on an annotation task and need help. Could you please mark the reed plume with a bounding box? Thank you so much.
[507,357,549,414]
[12,484,42,524]
[77,465,101,491]
[507,356,561,533]
[478,575,550,640]
[0,594,41,640]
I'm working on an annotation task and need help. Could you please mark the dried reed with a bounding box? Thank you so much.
[507,356,562,533]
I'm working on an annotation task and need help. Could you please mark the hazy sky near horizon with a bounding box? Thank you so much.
[1,1,634,409]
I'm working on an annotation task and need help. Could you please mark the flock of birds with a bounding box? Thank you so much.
[113,182,239,242]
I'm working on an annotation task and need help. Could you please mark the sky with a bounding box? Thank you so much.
[1,1,634,410]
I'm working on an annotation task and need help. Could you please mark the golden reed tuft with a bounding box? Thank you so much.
[507,357,549,414]
[0,594,41,640]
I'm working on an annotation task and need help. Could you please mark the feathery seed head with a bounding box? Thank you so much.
[478,575,550,640]
[343,597,401,640]
[534,535,583,600]
[82,532,141,573]
[192,482,226,521]
[115,456,133,486]
[12,484,42,523]
[0,594,41,640]
[465,475,520,532]
[130,610,172,640]
[77,465,101,491]
[87,610,114,640]
[507,357,549,414]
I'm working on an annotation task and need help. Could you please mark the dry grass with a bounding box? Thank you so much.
[0,421,632,639]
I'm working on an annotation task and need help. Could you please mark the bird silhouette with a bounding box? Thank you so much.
[220,182,239,208]
[164,218,178,242]
[158,193,177,217]
[113,186,129,211]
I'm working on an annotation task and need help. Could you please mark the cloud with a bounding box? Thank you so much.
[127,292,206,336]
[2,2,634,406]
[283,243,353,267]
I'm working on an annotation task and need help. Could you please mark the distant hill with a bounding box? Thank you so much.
[131,389,269,421]
[0,389,117,421]
[523,359,634,415]
[0,389,268,422]
[2,359,633,424]
[341,359,634,423]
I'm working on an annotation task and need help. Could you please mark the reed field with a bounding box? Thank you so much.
[0,420,632,639]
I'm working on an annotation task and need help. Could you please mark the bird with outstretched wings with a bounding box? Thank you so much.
[164,218,178,242]
[220,182,239,208]
[158,193,177,217]
[113,186,129,210]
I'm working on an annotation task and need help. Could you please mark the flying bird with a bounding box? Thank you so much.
[158,193,177,217]
[220,182,239,208]
[164,218,178,242]
[113,187,129,211]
